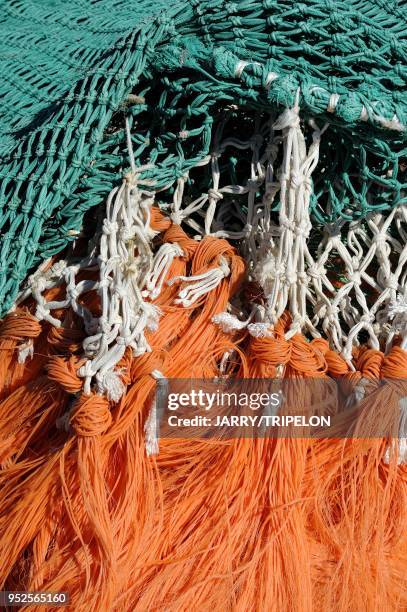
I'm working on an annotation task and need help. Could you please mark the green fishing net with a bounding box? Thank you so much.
[0,0,405,316]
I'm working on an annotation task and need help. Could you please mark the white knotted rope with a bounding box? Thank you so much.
[253,94,328,341]
[16,119,159,399]
[78,117,158,397]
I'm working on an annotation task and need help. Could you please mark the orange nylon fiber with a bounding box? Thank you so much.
[0,214,405,611]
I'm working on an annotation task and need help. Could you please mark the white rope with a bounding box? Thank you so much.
[144,242,184,300]
[212,311,252,334]
[167,256,230,307]
[384,397,407,465]
[327,93,340,113]
[253,94,328,340]
[145,369,166,456]
[18,340,34,364]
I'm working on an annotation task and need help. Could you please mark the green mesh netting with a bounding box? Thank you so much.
[0,0,406,316]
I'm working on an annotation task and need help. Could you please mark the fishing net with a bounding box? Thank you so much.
[0,1,406,610]
[14,103,407,390]
[0,0,405,313]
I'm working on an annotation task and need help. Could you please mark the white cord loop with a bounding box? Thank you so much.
[144,242,184,300]
[168,256,230,307]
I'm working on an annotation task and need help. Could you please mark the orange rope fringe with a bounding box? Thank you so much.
[0,211,405,611]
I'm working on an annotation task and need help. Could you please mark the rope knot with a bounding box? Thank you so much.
[70,393,112,437]
[389,294,407,319]
[78,359,95,379]
[212,311,250,333]
[373,232,388,247]
[271,263,285,278]
[295,220,312,237]
[307,265,325,279]
[114,285,128,299]
[247,322,272,338]
[285,271,298,285]
[290,172,310,190]
[67,285,79,301]
[120,226,137,242]
[348,271,361,285]
[30,276,47,293]
[218,255,230,276]
[280,217,296,232]
[35,303,59,325]
[385,274,399,292]
[170,211,184,225]
[96,369,126,402]
[273,108,300,131]
[51,260,67,276]
[102,220,119,235]
[297,271,308,285]
[326,305,339,319]
[208,188,223,202]
[247,178,260,191]
[125,262,139,276]
[124,171,136,186]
